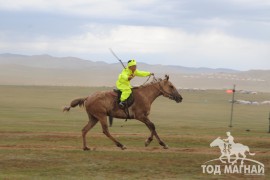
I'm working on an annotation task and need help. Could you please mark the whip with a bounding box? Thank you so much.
[109,48,126,69]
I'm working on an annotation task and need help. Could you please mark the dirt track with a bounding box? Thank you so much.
[0,131,211,153]
[0,143,216,154]
[1,131,269,155]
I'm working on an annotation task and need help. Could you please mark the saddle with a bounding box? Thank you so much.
[113,88,134,108]
[113,88,135,121]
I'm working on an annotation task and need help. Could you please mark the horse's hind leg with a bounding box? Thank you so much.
[240,152,246,165]
[82,115,98,151]
[99,116,126,150]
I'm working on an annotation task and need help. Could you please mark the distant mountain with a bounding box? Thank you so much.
[0,53,238,73]
[0,53,269,92]
[0,53,104,69]
[132,62,239,74]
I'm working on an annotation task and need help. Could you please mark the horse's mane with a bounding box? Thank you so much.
[137,77,163,89]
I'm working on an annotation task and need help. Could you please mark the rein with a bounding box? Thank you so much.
[141,74,152,86]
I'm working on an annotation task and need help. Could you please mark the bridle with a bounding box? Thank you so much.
[151,75,177,100]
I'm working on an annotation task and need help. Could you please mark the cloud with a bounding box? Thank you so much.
[0,0,159,18]
[227,0,270,6]
[0,0,269,70]
[1,24,269,70]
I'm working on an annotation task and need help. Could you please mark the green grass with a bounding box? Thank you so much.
[0,85,270,179]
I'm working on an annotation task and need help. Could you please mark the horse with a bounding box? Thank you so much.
[63,75,183,151]
[210,137,255,165]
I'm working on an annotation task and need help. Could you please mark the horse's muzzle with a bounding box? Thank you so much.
[175,96,183,103]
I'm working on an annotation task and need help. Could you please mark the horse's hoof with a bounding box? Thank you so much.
[83,147,90,151]
[145,140,150,147]
[121,145,127,150]
[163,145,169,149]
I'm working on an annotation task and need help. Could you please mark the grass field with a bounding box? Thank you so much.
[0,85,269,179]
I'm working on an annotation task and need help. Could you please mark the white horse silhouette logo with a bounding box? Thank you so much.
[210,132,255,165]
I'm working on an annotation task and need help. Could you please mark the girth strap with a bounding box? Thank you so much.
[123,106,131,121]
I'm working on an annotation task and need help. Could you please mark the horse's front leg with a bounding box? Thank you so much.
[144,122,154,147]
[140,117,168,149]
[231,153,239,165]
[219,153,227,163]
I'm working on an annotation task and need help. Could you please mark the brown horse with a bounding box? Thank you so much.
[63,75,182,150]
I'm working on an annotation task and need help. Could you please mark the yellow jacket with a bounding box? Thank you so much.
[116,68,151,89]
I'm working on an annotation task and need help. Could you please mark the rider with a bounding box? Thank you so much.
[223,132,235,153]
[116,59,153,108]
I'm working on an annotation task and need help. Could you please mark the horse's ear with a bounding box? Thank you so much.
[165,74,169,81]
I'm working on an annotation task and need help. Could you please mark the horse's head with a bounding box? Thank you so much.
[159,75,183,103]
[210,137,223,147]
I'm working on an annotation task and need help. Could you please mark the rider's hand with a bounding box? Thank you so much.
[128,74,134,80]
[150,73,154,76]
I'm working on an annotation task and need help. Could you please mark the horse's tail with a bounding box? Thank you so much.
[246,146,255,156]
[63,97,87,112]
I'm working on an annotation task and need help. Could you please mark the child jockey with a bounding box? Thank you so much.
[116,59,153,108]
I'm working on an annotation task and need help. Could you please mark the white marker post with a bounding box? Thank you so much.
[229,85,236,128]
[268,112,270,133]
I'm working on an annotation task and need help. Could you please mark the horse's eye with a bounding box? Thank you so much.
[170,85,174,89]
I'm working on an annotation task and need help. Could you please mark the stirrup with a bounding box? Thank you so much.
[119,101,125,108]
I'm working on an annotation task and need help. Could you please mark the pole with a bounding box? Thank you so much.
[229,84,236,128]
[268,112,270,133]
[109,48,126,69]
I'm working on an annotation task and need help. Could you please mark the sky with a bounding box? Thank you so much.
[0,0,270,70]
